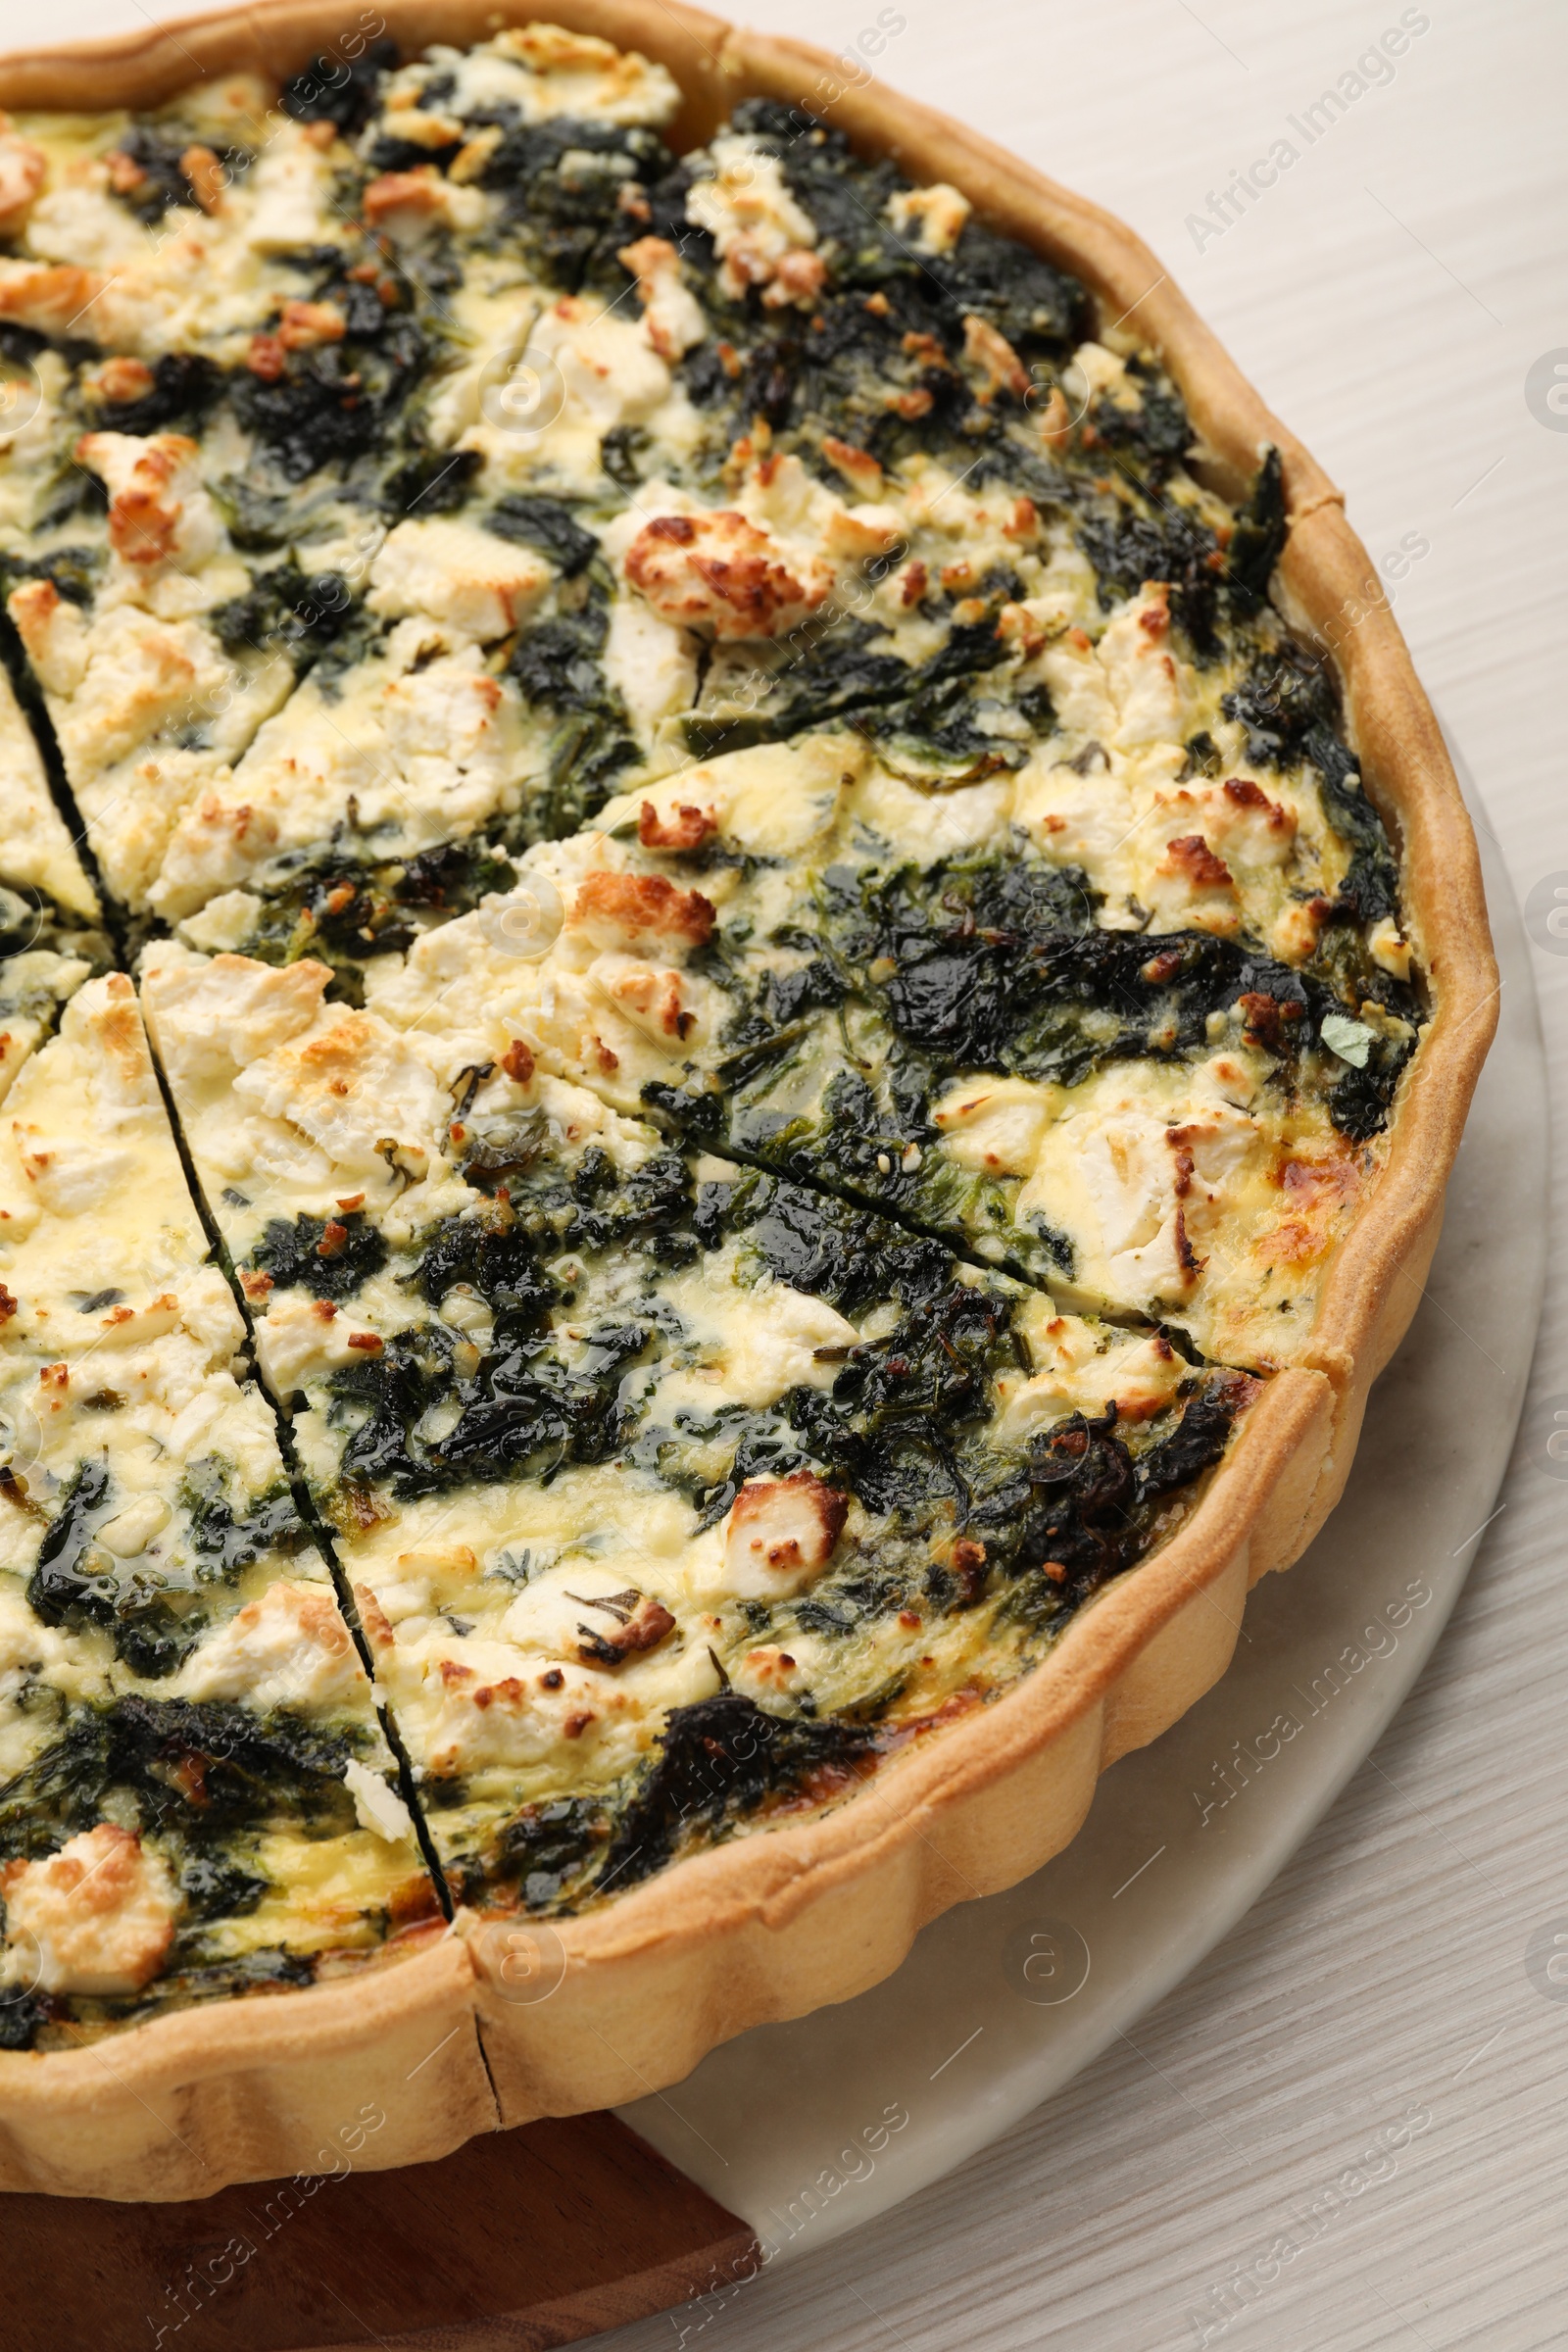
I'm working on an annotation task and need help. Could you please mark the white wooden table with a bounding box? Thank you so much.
[27,1,1568,2341]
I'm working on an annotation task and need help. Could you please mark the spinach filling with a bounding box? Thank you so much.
[675,1170,1245,1589]
[824,847,1418,1089]
[681,448,1285,774]
[80,351,224,439]
[24,1457,312,1678]
[208,560,375,682]
[254,1209,389,1301]
[603,1694,879,1893]
[202,837,520,1002]
[441,1694,877,1910]
[682,607,1029,767]
[504,565,641,841]
[660,99,1084,470]
[640,836,1418,1247]
[0,1694,358,1860]
[0,884,111,973]
[0,1691,366,2044]
[1224,639,1400,926]
[279,39,398,136]
[473,119,678,295]
[449,1363,1250,1915]
[307,1138,1243,1559]
[321,1144,697,1499]
[225,258,431,490]
[103,125,255,225]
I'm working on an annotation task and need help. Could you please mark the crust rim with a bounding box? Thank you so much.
[0,0,1497,2192]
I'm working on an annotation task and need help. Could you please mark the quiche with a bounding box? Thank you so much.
[0,7,1494,2198]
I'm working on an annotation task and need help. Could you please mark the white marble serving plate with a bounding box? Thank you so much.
[618,746,1545,2262]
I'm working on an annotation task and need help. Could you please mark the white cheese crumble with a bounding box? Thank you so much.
[1,1826,178,1996]
[343,1757,415,1843]
[885,181,971,255]
[382,26,679,130]
[178,1581,364,1712]
[368,517,553,641]
[686,135,819,304]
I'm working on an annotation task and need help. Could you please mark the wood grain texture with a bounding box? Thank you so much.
[0,2113,755,2351]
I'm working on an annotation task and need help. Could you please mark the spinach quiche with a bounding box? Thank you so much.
[0,4,1494,2198]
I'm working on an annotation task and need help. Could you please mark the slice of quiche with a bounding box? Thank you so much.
[336,724,1416,1366]
[138,936,1255,1912]
[0,32,693,921]
[0,77,404,909]
[0,974,438,2047]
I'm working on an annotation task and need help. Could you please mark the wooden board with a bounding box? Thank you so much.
[0,2114,756,2352]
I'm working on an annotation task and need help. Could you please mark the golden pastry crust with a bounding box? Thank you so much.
[0,0,1495,2198]
[0,1931,496,2198]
